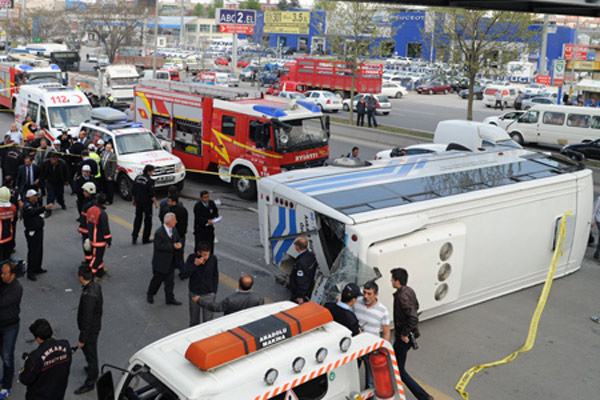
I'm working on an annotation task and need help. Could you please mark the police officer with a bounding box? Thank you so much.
[0,187,16,263]
[131,164,158,244]
[22,190,53,281]
[19,319,72,400]
[289,237,318,304]
[74,165,95,215]
[84,189,111,279]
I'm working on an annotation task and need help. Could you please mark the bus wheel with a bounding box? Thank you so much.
[509,132,524,146]
[232,167,256,200]
[118,174,133,201]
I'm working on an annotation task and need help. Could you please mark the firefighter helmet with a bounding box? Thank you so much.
[0,187,10,203]
[82,182,96,194]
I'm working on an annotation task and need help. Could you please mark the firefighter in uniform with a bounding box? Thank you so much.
[77,182,96,267]
[19,319,72,400]
[131,165,158,244]
[85,189,111,279]
[22,190,53,281]
[0,187,16,263]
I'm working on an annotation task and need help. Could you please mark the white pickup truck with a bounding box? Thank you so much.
[67,64,140,109]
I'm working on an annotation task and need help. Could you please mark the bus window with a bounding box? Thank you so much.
[542,112,565,125]
[567,113,590,128]
[173,117,202,156]
[591,116,600,129]
[520,110,539,124]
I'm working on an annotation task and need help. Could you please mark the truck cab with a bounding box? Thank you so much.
[97,302,405,400]
[78,107,185,200]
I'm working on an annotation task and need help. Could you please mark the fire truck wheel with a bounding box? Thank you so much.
[118,174,133,201]
[232,168,256,200]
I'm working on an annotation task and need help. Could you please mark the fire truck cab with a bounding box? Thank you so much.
[0,60,63,109]
[135,80,330,199]
[97,302,406,400]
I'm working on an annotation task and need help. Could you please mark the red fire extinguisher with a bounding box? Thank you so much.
[369,348,395,399]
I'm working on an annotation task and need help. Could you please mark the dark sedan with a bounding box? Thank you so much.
[416,80,452,94]
[561,140,600,161]
[458,86,484,100]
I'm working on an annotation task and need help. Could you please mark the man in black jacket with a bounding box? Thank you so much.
[132,165,158,244]
[16,155,40,199]
[146,213,182,305]
[22,190,53,281]
[19,319,72,400]
[180,242,219,326]
[391,268,433,400]
[75,165,95,215]
[74,265,103,395]
[2,144,23,184]
[0,261,23,399]
[289,237,318,304]
[324,282,361,336]
[193,190,218,253]
[159,195,188,270]
[197,274,263,316]
[41,153,69,214]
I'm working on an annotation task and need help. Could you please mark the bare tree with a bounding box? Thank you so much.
[75,2,145,63]
[315,1,396,123]
[8,8,73,44]
[429,9,537,120]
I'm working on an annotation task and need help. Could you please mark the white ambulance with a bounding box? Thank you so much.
[14,83,92,139]
[77,108,185,200]
[96,302,407,400]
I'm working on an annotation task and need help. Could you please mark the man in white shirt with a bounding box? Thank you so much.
[353,280,391,394]
[5,124,21,146]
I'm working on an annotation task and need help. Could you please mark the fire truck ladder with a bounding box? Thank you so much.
[138,79,264,101]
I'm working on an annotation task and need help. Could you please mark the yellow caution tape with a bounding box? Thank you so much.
[455,212,573,400]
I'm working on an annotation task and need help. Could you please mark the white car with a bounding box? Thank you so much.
[380,82,407,98]
[482,111,524,130]
[304,90,342,113]
[278,91,307,100]
[375,143,448,160]
[523,83,546,96]
[227,73,239,87]
[342,93,392,115]
[386,56,411,66]
[88,53,98,63]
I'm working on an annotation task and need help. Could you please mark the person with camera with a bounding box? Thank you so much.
[390,267,433,400]
[19,319,72,400]
[0,262,23,399]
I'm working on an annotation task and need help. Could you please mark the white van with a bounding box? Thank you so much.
[506,104,600,147]
[434,119,521,151]
[483,85,520,108]
[14,83,92,138]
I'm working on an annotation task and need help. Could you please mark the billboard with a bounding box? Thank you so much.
[264,11,310,35]
[216,9,256,26]
[0,0,12,8]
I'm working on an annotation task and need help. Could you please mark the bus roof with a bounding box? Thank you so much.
[259,148,583,224]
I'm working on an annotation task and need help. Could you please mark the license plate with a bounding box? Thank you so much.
[158,175,175,183]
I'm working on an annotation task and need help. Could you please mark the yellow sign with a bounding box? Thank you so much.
[566,60,600,71]
[264,11,310,34]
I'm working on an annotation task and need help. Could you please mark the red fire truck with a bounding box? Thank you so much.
[134,80,330,199]
[0,60,63,109]
[281,58,383,98]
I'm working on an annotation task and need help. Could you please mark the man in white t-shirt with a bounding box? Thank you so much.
[353,280,391,394]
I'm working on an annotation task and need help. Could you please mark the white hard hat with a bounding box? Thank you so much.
[53,139,61,145]
[97,139,104,145]
[25,189,39,198]
[0,187,10,203]
[82,182,96,194]
[82,165,92,172]
[88,144,96,151]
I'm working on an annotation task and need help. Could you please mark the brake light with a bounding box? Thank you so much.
[370,348,395,399]
[327,99,331,104]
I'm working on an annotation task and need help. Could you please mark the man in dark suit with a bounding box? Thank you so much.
[197,274,264,316]
[146,212,182,305]
[289,237,318,304]
[16,155,40,198]
[100,143,117,204]
[324,282,361,336]
[193,190,219,253]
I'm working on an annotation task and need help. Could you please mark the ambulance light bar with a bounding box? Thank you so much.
[185,302,333,371]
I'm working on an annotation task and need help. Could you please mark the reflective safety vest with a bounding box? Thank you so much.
[89,151,102,178]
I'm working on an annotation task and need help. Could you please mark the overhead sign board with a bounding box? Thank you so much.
[264,11,310,35]
[216,9,256,26]
[219,24,255,34]
[563,43,588,61]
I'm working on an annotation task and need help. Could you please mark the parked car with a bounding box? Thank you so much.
[304,90,342,112]
[258,71,279,86]
[375,143,448,160]
[88,53,98,63]
[380,82,407,98]
[458,86,484,100]
[561,139,600,161]
[237,59,251,68]
[386,56,411,66]
[239,65,258,81]
[482,111,525,129]
[522,96,557,110]
[214,56,230,66]
[282,46,296,55]
[523,83,546,95]
[278,91,307,100]
[342,94,391,115]
[416,80,452,94]
[227,73,239,87]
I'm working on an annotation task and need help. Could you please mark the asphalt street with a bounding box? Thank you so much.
[0,92,599,399]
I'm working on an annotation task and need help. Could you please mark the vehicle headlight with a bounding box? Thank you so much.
[280,133,289,144]
[176,162,185,173]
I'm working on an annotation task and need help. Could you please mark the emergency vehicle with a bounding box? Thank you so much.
[0,60,63,109]
[68,64,140,109]
[78,108,185,199]
[258,143,592,321]
[14,83,92,139]
[281,59,383,98]
[96,301,407,400]
[134,80,330,199]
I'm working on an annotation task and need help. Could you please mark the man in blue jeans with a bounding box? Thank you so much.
[0,261,23,399]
